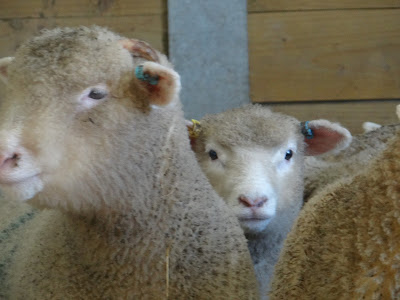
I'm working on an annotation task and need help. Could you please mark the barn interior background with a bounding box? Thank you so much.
[1,0,399,133]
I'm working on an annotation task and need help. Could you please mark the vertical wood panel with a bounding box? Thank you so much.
[0,0,166,56]
[0,16,164,57]
[248,0,400,12]
[268,101,400,134]
[248,9,400,102]
[0,0,162,18]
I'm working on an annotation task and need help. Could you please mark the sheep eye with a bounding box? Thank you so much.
[88,89,107,100]
[208,150,218,160]
[285,150,293,161]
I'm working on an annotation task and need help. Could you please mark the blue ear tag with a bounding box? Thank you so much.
[301,121,314,139]
[135,65,159,85]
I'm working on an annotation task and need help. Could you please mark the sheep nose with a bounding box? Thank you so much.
[238,195,268,208]
[0,153,19,170]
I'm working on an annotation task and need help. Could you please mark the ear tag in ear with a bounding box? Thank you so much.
[188,119,202,138]
[135,65,159,85]
[301,121,314,139]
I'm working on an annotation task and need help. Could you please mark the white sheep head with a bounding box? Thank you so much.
[0,26,180,212]
[188,105,351,234]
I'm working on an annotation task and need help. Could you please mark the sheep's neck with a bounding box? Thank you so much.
[245,230,285,266]
[62,208,169,268]
[61,112,187,262]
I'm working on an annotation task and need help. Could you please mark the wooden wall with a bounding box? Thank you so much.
[1,1,400,133]
[0,0,166,58]
[248,0,400,133]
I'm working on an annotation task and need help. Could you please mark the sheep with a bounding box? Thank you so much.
[269,131,400,300]
[0,26,260,299]
[187,104,352,299]
[304,122,400,200]
[362,105,400,133]
[362,121,382,132]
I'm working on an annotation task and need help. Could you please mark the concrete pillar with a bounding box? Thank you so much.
[168,0,250,119]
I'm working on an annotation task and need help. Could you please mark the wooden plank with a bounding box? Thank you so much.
[267,101,400,134]
[0,15,165,57]
[0,0,162,19]
[248,9,400,102]
[248,0,400,12]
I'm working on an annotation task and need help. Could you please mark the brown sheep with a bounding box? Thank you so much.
[270,132,400,299]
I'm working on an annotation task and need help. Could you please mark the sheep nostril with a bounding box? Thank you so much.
[238,195,268,208]
[255,197,268,208]
[238,195,253,207]
[0,153,20,169]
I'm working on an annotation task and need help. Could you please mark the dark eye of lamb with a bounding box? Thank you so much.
[209,150,218,160]
[88,89,107,100]
[285,150,293,161]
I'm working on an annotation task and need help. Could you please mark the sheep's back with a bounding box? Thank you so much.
[270,133,400,299]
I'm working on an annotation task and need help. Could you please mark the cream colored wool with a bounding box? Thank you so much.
[0,27,259,299]
[189,105,351,299]
[270,132,400,300]
[305,123,400,200]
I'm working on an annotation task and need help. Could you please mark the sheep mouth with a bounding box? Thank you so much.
[238,216,270,222]
[0,173,41,186]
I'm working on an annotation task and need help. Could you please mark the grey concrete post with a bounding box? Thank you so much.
[168,0,250,119]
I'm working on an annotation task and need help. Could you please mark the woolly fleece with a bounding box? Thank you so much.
[305,123,400,200]
[270,132,400,299]
[191,104,350,299]
[0,27,259,299]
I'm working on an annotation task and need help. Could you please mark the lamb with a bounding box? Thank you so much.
[269,132,400,300]
[187,105,352,299]
[0,26,260,299]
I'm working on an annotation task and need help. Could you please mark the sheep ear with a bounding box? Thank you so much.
[362,121,381,133]
[119,39,159,62]
[186,119,202,148]
[134,62,181,106]
[120,39,180,106]
[0,57,14,84]
[302,120,352,156]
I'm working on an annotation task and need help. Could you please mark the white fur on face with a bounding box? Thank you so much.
[199,139,298,234]
[0,131,43,201]
[0,84,110,202]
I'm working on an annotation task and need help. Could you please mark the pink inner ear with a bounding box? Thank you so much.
[305,128,344,156]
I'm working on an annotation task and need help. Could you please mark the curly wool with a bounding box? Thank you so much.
[270,133,400,299]
[0,27,259,299]
[304,123,400,200]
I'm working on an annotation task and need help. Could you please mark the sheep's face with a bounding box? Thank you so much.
[195,135,304,234]
[190,105,352,235]
[0,27,180,211]
[0,80,122,202]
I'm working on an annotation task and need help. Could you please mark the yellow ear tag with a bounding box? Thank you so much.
[188,119,202,138]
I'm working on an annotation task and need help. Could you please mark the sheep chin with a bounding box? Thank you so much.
[0,175,43,201]
[239,217,272,234]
